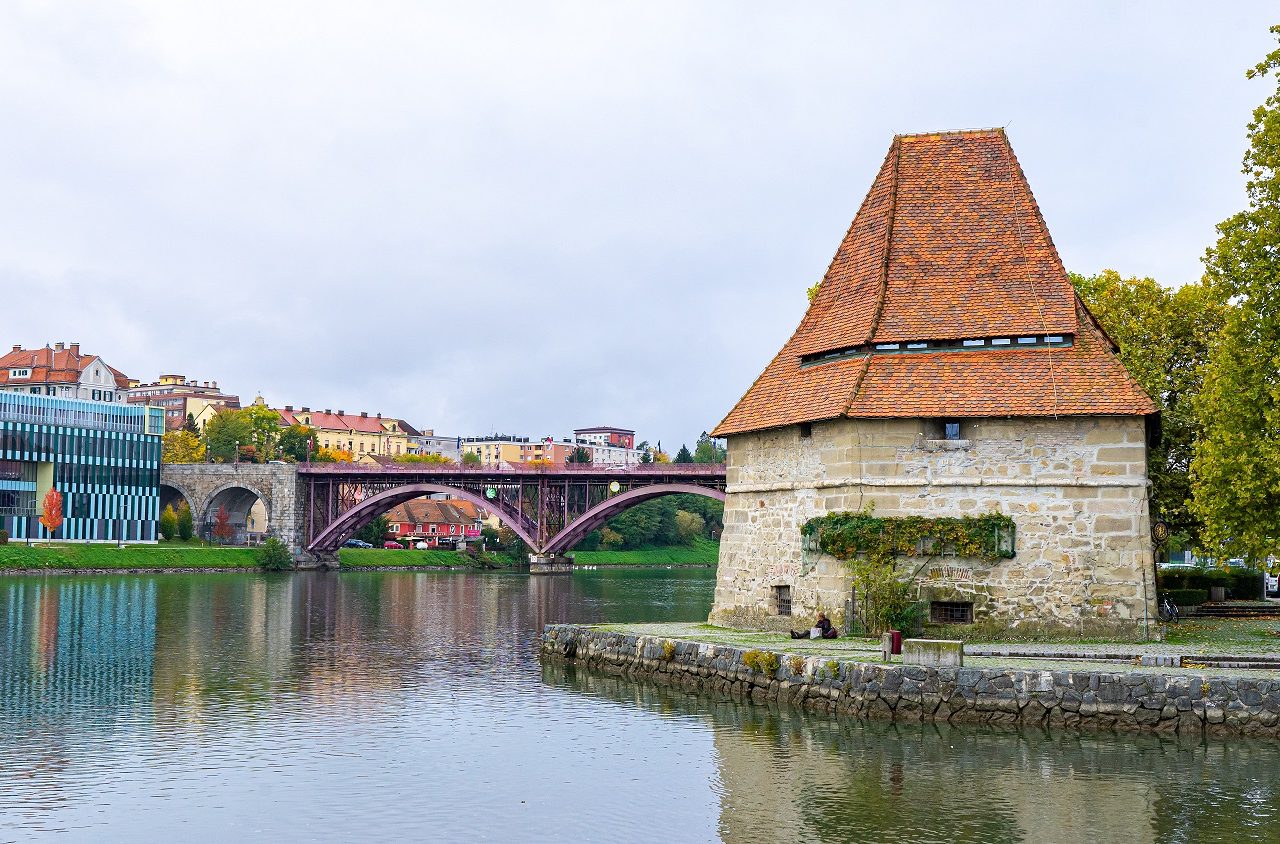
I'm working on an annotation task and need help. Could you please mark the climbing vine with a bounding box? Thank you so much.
[802,509,1016,635]
[803,510,1016,566]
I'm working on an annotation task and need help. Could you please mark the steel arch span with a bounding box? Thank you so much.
[299,464,727,555]
[542,483,725,556]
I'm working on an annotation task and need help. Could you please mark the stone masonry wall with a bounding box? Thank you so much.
[543,625,1280,739]
[159,464,305,557]
[711,416,1156,635]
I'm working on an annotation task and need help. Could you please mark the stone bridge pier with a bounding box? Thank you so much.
[159,464,308,561]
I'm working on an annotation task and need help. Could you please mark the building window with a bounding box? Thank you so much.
[944,420,961,440]
[390,524,400,533]
[773,585,792,617]
[429,525,437,534]
[930,601,974,624]
[799,422,812,438]
[8,369,29,378]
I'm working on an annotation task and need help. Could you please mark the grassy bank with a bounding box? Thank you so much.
[571,538,719,566]
[0,542,260,570]
[338,548,476,568]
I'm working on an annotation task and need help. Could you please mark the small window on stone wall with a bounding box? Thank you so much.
[930,601,973,624]
[773,585,792,616]
[799,422,812,438]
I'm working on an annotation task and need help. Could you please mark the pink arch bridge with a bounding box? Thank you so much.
[301,463,726,557]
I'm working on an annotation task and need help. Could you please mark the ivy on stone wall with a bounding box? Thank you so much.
[802,509,1016,636]
[803,510,1016,567]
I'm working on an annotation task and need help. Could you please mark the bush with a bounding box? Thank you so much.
[257,538,293,571]
[1165,588,1209,607]
[158,505,178,541]
[742,649,780,676]
[177,503,194,541]
[0,529,7,545]
[1158,569,1264,600]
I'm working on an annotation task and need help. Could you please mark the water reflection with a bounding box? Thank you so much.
[1,569,1276,843]
[545,663,1280,844]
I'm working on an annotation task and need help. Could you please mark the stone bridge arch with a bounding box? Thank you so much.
[158,464,303,553]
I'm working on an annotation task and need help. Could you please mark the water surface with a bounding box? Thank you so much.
[0,569,1275,843]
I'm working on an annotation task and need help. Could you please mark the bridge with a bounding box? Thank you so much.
[160,462,727,565]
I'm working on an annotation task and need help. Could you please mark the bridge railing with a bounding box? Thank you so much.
[296,462,726,475]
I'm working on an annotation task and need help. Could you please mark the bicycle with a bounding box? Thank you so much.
[1158,593,1180,623]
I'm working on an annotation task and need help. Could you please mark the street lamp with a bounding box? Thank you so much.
[234,440,239,464]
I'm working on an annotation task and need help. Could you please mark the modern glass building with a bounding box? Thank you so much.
[0,391,163,542]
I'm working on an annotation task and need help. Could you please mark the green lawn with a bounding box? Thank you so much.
[338,548,475,568]
[0,542,260,570]
[571,538,719,566]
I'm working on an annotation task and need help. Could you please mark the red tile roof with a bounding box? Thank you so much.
[713,129,1156,437]
[276,408,390,434]
[385,498,481,527]
[0,345,130,389]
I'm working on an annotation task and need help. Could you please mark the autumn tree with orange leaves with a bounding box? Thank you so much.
[40,488,63,538]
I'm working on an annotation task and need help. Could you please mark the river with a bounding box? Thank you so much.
[0,568,1276,843]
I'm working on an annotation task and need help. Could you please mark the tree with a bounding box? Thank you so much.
[313,446,354,463]
[1070,270,1227,546]
[39,488,63,537]
[258,537,293,571]
[162,429,207,464]
[652,450,671,463]
[461,452,482,466]
[674,445,694,464]
[203,409,255,463]
[355,515,389,546]
[177,502,194,541]
[278,424,318,462]
[182,412,200,435]
[640,449,653,464]
[395,453,454,465]
[566,446,592,464]
[243,404,283,461]
[1192,28,1280,563]
[159,504,178,541]
[599,527,624,550]
[693,432,727,464]
[211,504,235,544]
[674,510,705,544]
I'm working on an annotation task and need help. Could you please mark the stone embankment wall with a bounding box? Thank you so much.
[712,416,1156,635]
[542,625,1280,739]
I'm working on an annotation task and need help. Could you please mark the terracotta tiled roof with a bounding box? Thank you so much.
[276,408,390,434]
[386,497,479,527]
[713,129,1157,437]
[0,346,130,389]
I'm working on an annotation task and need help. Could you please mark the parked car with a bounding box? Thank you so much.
[383,541,404,550]
[343,539,373,549]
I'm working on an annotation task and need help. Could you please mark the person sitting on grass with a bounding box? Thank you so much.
[790,611,839,640]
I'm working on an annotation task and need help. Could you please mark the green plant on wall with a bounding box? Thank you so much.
[803,508,1015,635]
[742,649,780,676]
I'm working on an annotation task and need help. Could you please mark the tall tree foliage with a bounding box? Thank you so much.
[203,409,255,463]
[692,431,726,464]
[162,430,206,464]
[673,445,694,464]
[39,489,63,537]
[355,515,389,546]
[1193,28,1280,562]
[1070,271,1227,545]
[278,424,318,462]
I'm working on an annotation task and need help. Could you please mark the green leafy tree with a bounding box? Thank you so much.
[674,510,705,544]
[182,412,200,435]
[258,537,293,571]
[1070,270,1227,545]
[203,409,255,463]
[177,502,194,541]
[692,431,727,464]
[1192,28,1280,563]
[356,515,389,546]
[566,446,592,464]
[243,404,283,460]
[395,453,454,464]
[159,504,178,541]
[278,424,318,462]
[674,445,694,464]
[461,452,482,466]
[162,429,207,464]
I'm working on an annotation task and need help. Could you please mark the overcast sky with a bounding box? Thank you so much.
[0,3,1274,450]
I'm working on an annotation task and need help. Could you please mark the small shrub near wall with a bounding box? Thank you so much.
[0,529,7,546]
[1164,588,1209,607]
[258,538,293,571]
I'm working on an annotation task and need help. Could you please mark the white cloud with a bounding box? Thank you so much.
[0,1,1273,449]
